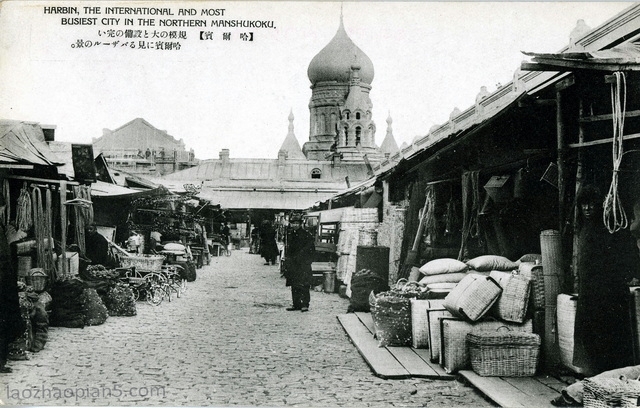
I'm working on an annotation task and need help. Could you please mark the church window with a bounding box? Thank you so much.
[311,168,322,179]
[345,111,350,120]
[356,112,361,120]
[355,126,362,146]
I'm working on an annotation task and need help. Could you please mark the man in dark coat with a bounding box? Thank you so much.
[573,185,638,374]
[0,196,25,373]
[283,214,314,312]
[84,224,117,268]
[259,220,279,265]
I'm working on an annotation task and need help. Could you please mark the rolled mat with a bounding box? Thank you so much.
[540,229,563,369]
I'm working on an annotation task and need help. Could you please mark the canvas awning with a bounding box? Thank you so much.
[0,120,64,166]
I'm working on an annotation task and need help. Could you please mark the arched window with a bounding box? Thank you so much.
[356,112,361,120]
[355,126,362,146]
[311,168,322,179]
[345,111,350,120]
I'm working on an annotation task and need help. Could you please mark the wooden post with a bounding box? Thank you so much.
[556,89,567,233]
[571,98,586,293]
[59,180,67,279]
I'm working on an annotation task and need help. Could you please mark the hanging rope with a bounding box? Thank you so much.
[458,171,480,260]
[16,182,32,232]
[603,71,628,233]
[31,186,46,269]
[423,186,437,243]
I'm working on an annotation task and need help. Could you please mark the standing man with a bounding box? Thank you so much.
[283,214,315,312]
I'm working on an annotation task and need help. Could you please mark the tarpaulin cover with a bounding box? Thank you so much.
[0,120,64,166]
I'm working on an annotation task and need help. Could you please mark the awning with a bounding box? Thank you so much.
[0,120,64,166]
[522,42,640,72]
[91,181,142,197]
[196,189,337,210]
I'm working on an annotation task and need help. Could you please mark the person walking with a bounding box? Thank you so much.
[0,195,25,373]
[259,220,279,265]
[282,214,315,312]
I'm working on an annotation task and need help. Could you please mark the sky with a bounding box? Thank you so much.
[0,1,633,160]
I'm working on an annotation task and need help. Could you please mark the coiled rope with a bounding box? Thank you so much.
[603,71,628,233]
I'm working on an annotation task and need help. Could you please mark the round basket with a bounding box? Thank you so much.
[27,268,48,292]
[119,254,165,272]
[358,228,378,247]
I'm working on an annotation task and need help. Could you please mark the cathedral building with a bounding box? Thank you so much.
[159,14,399,216]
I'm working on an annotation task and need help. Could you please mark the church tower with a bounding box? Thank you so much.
[304,13,383,162]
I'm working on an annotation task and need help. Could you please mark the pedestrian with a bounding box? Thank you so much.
[259,220,279,265]
[572,185,638,375]
[221,222,231,249]
[551,196,640,406]
[250,225,260,254]
[0,195,25,373]
[282,214,315,312]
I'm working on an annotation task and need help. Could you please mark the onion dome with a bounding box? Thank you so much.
[307,16,374,85]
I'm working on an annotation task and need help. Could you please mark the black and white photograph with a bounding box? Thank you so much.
[1,1,640,406]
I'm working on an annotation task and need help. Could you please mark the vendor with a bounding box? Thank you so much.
[572,186,637,375]
[84,224,118,268]
[552,197,640,407]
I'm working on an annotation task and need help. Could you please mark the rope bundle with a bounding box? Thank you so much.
[603,71,628,233]
[16,183,32,232]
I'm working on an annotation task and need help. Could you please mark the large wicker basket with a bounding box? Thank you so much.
[583,377,640,408]
[467,329,540,376]
[119,254,165,272]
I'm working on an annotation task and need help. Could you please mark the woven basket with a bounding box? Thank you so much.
[27,268,48,292]
[119,254,165,272]
[342,208,378,223]
[427,302,452,362]
[557,293,589,374]
[519,262,545,310]
[584,377,640,408]
[371,292,412,347]
[440,317,533,374]
[411,299,431,348]
[358,229,378,247]
[467,329,540,376]
[443,274,503,321]
[490,271,531,323]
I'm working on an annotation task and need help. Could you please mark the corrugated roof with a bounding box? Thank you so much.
[0,120,64,166]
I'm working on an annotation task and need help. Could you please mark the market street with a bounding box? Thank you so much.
[1,249,491,407]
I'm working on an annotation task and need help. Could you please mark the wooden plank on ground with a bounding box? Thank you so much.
[387,346,441,378]
[537,375,572,393]
[501,377,560,407]
[355,312,375,333]
[337,314,410,379]
[411,348,455,380]
[458,370,529,407]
